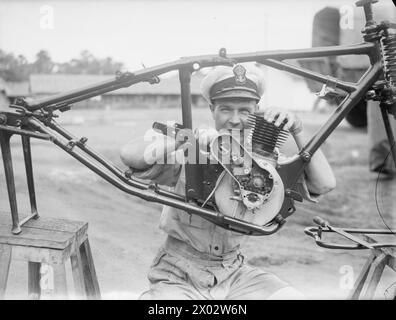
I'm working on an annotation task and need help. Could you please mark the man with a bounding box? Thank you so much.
[120,64,336,299]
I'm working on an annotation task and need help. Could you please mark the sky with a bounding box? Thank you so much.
[1,0,389,70]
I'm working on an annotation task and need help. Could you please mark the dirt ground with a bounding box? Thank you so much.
[0,107,395,300]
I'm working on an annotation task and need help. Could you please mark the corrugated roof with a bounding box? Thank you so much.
[30,72,204,96]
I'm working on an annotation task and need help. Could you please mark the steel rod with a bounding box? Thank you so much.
[21,136,39,218]
[261,59,357,93]
[0,125,51,140]
[0,132,21,234]
[25,43,375,111]
[303,63,383,156]
[47,120,185,202]
[27,117,281,236]
[380,103,396,168]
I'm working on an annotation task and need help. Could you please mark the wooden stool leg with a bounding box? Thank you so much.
[53,264,68,299]
[28,262,41,299]
[348,252,377,300]
[360,253,388,300]
[70,245,85,299]
[79,239,101,299]
[0,245,12,299]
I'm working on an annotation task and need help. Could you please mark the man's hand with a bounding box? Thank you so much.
[261,107,303,136]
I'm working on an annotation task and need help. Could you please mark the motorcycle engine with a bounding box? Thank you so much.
[210,113,289,225]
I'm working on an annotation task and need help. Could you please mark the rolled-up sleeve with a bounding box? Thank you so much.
[130,149,184,187]
[132,163,181,187]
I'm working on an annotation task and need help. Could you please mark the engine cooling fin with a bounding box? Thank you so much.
[247,114,289,153]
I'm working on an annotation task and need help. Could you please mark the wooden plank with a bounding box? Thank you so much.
[53,264,68,299]
[0,244,12,299]
[348,252,377,300]
[28,262,41,299]
[70,243,86,299]
[10,245,69,265]
[0,212,87,234]
[360,252,388,300]
[79,239,101,299]
[388,255,396,272]
[12,246,50,263]
[23,217,87,234]
[362,234,396,271]
[0,225,83,249]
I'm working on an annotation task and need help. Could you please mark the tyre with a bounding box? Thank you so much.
[345,99,367,128]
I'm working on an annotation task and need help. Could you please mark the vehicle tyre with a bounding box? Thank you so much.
[346,99,367,128]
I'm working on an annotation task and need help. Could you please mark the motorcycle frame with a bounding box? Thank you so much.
[0,1,395,236]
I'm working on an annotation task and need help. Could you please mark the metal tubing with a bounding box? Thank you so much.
[303,63,383,156]
[28,118,280,236]
[1,41,382,236]
[0,125,51,140]
[179,68,193,129]
[380,103,396,168]
[226,43,376,62]
[25,43,375,111]
[0,132,21,234]
[47,120,185,202]
[328,225,374,249]
[261,59,357,93]
[304,227,396,250]
[19,213,40,226]
[28,61,187,110]
[21,136,39,218]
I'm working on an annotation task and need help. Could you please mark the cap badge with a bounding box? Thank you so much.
[233,64,247,85]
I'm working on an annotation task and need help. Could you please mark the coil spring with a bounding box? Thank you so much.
[381,33,396,87]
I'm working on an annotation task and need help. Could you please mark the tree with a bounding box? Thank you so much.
[0,50,31,81]
[0,49,125,82]
[31,50,54,74]
[57,50,124,75]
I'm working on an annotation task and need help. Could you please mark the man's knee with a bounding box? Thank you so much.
[139,283,201,300]
[266,286,306,300]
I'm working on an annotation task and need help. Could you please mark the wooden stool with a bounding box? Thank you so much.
[348,235,396,300]
[0,213,101,299]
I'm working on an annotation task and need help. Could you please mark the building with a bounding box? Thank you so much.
[28,72,207,109]
[0,78,11,111]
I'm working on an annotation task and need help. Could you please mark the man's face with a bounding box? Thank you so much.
[210,97,258,131]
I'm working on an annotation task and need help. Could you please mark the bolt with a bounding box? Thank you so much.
[301,151,311,162]
[80,137,88,144]
[124,169,133,179]
[187,189,196,198]
[0,114,7,124]
[366,90,376,100]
